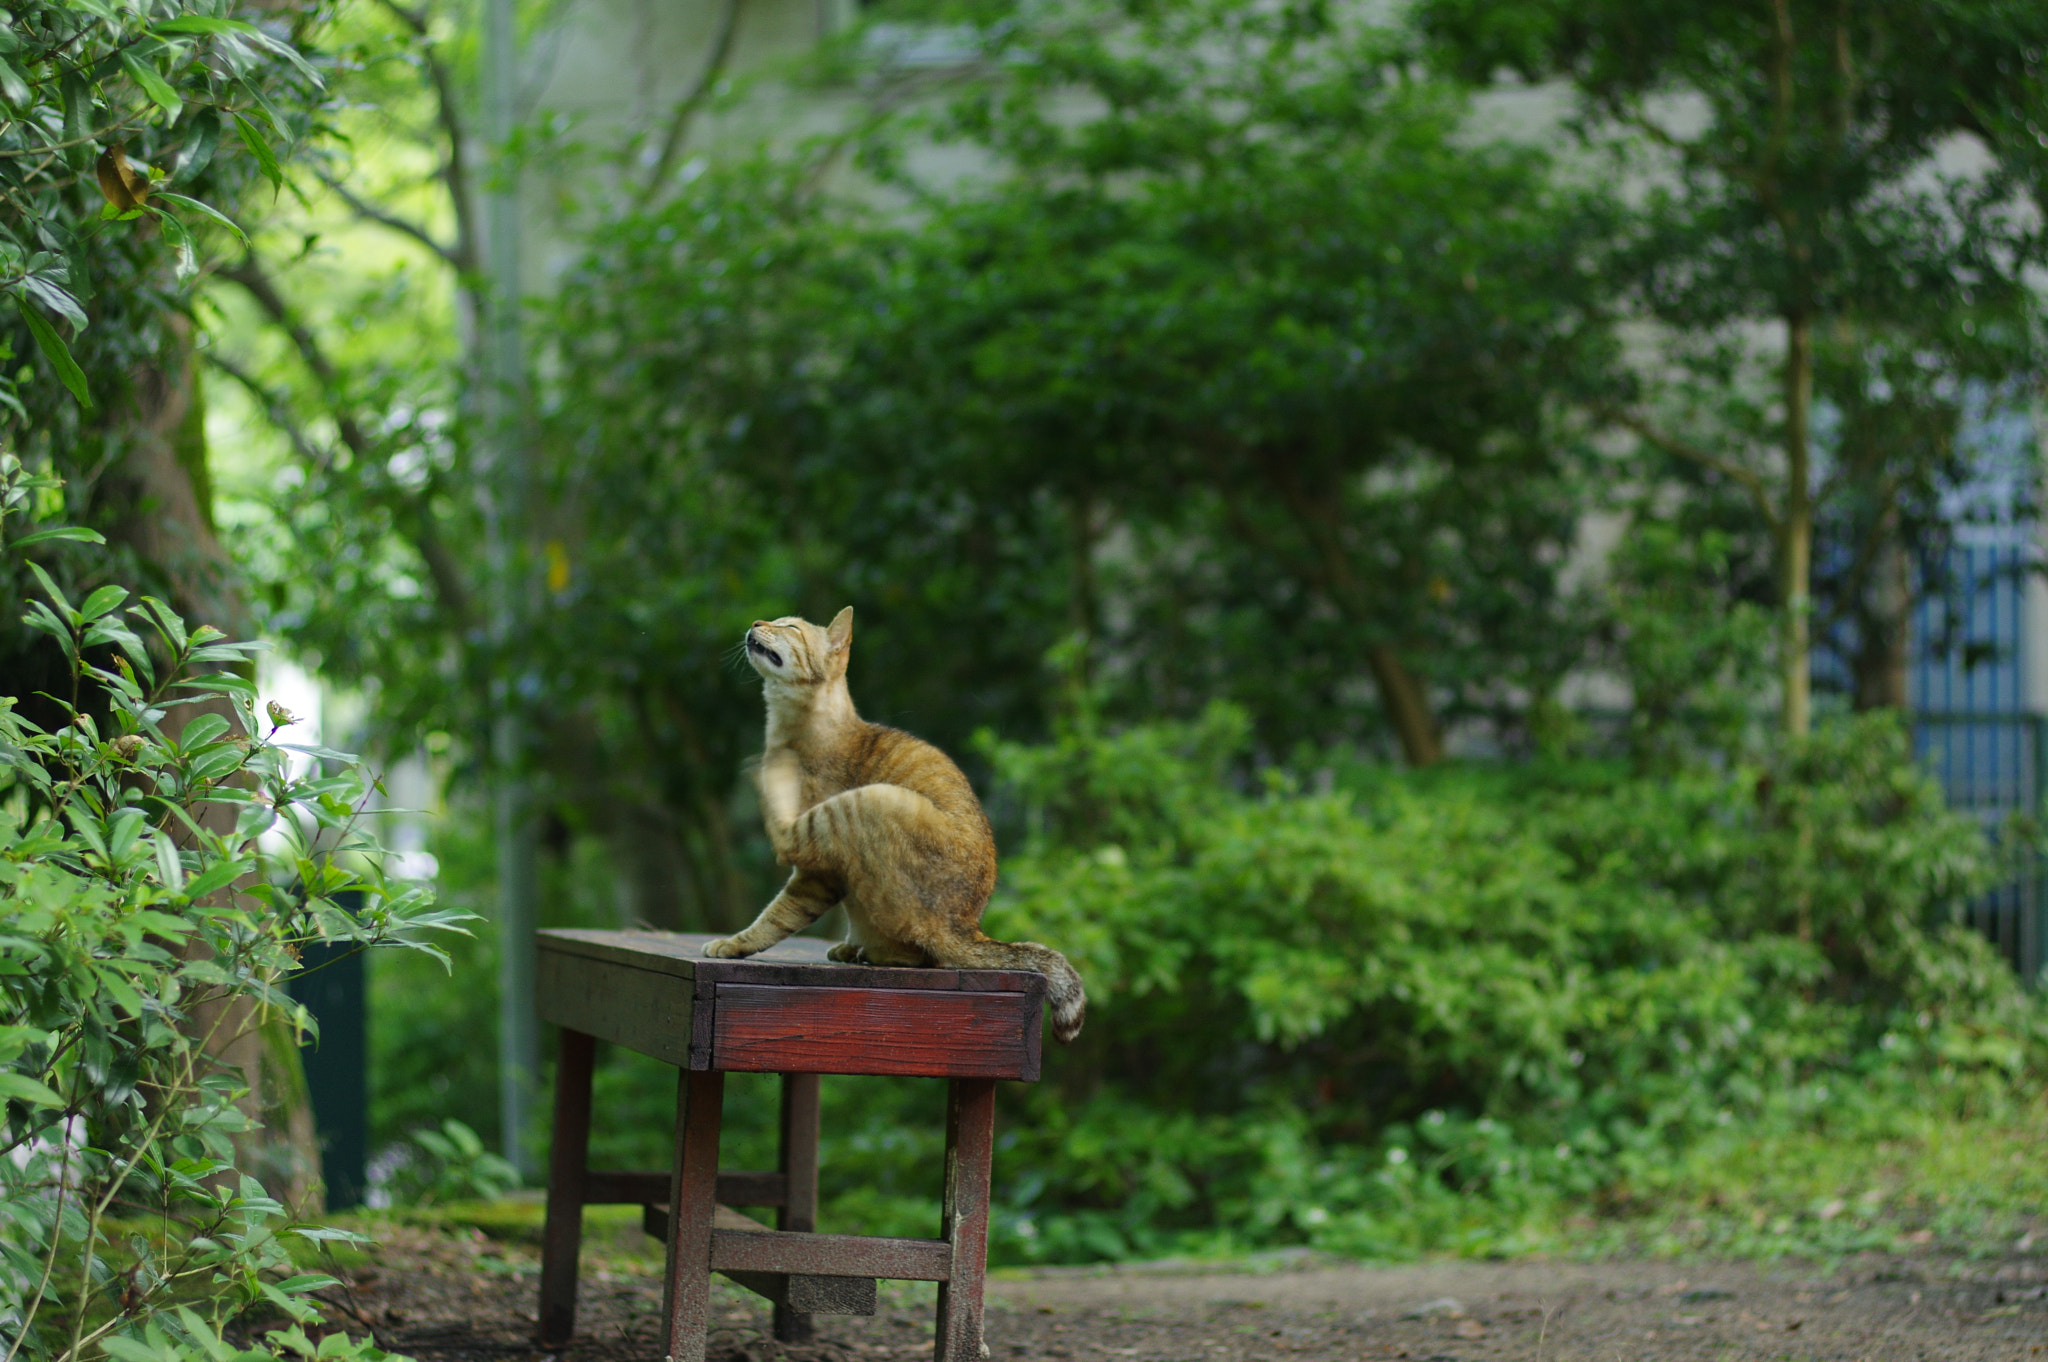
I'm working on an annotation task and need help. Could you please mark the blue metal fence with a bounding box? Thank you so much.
[1906,542,2045,982]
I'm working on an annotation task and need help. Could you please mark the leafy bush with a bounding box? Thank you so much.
[380,1121,520,1207]
[0,457,463,1358]
[973,699,2044,1260]
[503,692,2041,1264]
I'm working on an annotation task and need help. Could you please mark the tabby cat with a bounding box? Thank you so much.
[702,608,1087,1043]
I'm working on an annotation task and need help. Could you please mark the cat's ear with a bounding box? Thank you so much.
[827,606,854,653]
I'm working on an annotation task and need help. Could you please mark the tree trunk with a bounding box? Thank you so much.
[1265,473,1446,766]
[1780,312,1814,737]
[1367,644,1444,766]
[1852,516,1911,711]
[103,325,326,1215]
[1066,493,1098,689]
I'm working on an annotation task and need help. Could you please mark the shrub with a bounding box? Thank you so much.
[380,1120,520,1207]
[974,699,2045,1260]
[0,456,464,1358]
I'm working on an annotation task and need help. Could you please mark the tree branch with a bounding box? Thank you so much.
[371,0,479,276]
[1600,403,1782,531]
[222,257,475,625]
[311,166,462,268]
[203,351,331,471]
[639,0,743,203]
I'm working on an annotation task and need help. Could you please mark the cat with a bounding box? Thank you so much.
[702,607,1087,1043]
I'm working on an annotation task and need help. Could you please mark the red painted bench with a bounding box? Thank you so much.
[534,929,1047,1362]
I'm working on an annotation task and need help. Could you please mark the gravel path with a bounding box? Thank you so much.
[319,1225,2048,1362]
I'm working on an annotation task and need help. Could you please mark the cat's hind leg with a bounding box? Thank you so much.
[703,869,842,958]
[827,901,928,966]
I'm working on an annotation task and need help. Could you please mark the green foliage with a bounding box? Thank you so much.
[0,0,322,740]
[384,1120,519,1206]
[0,455,462,1358]
[965,699,2042,1261]
[1417,0,2048,728]
[0,0,314,418]
[1602,521,1773,770]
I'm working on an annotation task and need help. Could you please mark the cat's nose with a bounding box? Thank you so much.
[751,620,768,630]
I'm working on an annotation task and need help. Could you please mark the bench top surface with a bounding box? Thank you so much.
[537,929,1044,995]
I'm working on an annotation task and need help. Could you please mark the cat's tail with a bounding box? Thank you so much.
[933,935,1087,1044]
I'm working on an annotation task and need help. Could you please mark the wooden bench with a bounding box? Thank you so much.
[534,929,1047,1362]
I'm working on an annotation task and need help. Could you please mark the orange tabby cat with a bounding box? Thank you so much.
[703,608,1087,1043]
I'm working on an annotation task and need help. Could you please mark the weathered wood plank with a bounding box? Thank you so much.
[713,1226,954,1282]
[689,1000,717,1071]
[775,1073,822,1343]
[536,951,694,1066]
[711,985,1041,1081]
[772,1273,879,1315]
[659,1070,724,1362]
[538,929,1043,995]
[937,1078,996,1362]
[639,1204,880,1316]
[537,1029,594,1345]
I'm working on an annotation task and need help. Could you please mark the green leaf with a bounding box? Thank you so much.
[60,69,91,134]
[233,113,283,194]
[273,1273,342,1293]
[80,583,128,621]
[0,56,30,110]
[288,1225,371,1245]
[157,209,197,281]
[139,595,189,650]
[155,832,186,891]
[119,48,182,119]
[97,1340,162,1362]
[60,71,92,172]
[169,107,222,182]
[179,713,232,749]
[10,525,105,549]
[0,1073,66,1108]
[154,191,250,248]
[26,559,75,618]
[239,28,323,88]
[180,857,253,901]
[23,274,88,331]
[153,16,261,36]
[14,296,91,408]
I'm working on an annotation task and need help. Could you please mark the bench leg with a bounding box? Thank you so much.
[936,1077,996,1362]
[660,1068,725,1362]
[774,1072,822,1343]
[538,1029,595,1345]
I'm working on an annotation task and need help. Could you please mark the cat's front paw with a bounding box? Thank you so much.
[827,942,863,963]
[702,936,754,959]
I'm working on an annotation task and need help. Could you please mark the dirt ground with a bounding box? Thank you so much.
[309,1224,2048,1362]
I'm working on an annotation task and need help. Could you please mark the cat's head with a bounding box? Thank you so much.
[746,607,853,686]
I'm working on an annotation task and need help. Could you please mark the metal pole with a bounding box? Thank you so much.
[482,0,538,1176]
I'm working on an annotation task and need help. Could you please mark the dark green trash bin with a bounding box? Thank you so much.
[291,938,368,1210]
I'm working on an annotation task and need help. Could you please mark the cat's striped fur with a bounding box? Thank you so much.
[703,608,1087,1043]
